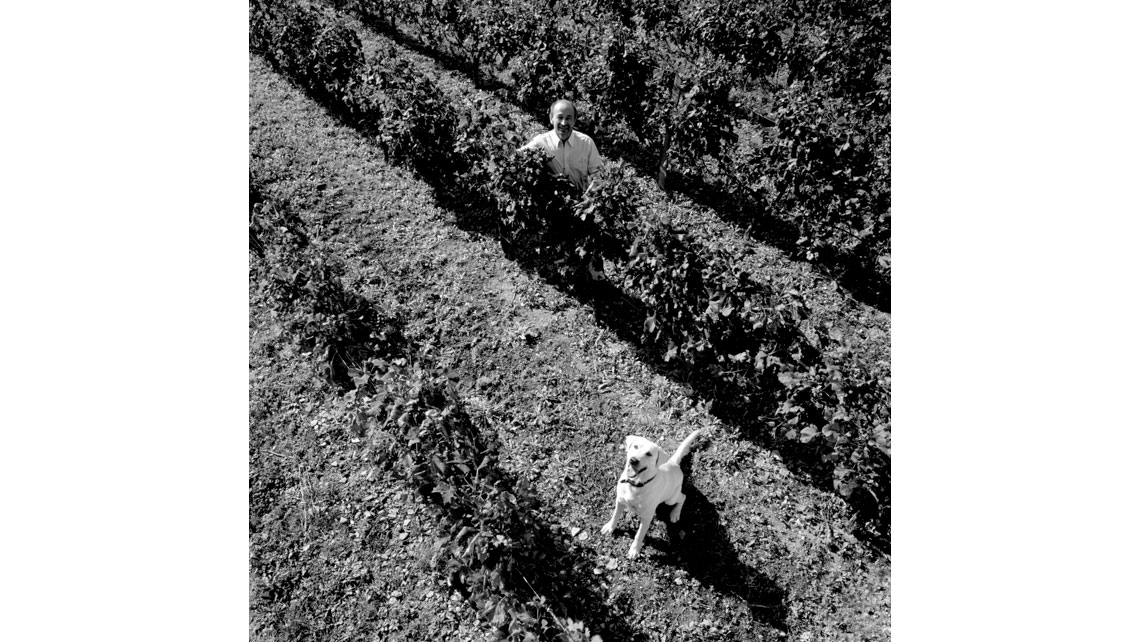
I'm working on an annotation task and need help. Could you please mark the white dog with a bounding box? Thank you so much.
[600,429,701,558]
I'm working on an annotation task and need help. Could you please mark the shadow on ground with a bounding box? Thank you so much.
[605,454,789,633]
[662,476,789,631]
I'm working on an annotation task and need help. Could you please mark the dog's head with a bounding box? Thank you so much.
[622,435,663,481]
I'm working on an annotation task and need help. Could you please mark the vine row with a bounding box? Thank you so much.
[333,0,890,307]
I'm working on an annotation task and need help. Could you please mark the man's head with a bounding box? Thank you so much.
[549,99,576,142]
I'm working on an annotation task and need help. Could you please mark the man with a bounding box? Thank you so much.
[519,99,606,283]
[521,99,602,192]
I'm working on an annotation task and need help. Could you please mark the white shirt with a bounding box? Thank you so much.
[521,129,602,191]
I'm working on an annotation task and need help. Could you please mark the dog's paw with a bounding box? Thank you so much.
[601,522,615,536]
[669,495,685,523]
[626,545,641,559]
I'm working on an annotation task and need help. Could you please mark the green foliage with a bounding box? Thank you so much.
[622,213,809,383]
[675,0,785,80]
[351,0,407,28]
[250,197,403,387]
[571,161,645,261]
[250,1,459,177]
[728,89,890,298]
[311,17,365,91]
[623,219,715,363]
[489,147,579,267]
[578,23,655,137]
[449,98,526,208]
[361,55,460,175]
[648,49,740,188]
[250,0,365,109]
[777,0,890,102]
[511,26,588,113]
[465,3,536,71]
[594,0,678,30]
[354,358,605,641]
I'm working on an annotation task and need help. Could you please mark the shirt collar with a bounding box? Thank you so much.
[549,130,574,147]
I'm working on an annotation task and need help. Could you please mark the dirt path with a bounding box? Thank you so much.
[250,44,890,641]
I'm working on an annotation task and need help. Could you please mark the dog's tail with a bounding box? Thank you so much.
[666,429,702,466]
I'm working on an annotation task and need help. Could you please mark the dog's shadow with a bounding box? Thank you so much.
[642,458,789,631]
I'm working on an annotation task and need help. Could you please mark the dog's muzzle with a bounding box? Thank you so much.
[620,463,652,486]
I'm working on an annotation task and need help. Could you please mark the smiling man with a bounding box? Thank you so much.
[520,99,602,192]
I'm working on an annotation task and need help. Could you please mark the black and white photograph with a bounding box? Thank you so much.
[6,1,1139,641]
[246,1,890,639]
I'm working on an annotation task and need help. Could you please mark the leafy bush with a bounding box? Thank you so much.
[250,0,365,110]
[726,89,889,305]
[650,51,740,188]
[623,213,810,392]
[488,147,579,268]
[675,0,785,80]
[250,197,404,387]
[623,218,716,365]
[251,1,459,178]
[449,98,526,207]
[464,4,536,75]
[776,0,890,102]
[570,160,645,261]
[351,359,604,641]
[360,55,460,176]
[310,15,365,93]
[578,23,655,138]
[511,25,589,114]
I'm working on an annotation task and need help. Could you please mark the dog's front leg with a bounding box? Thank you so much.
[601,496,624,536]
[627,513,654,558]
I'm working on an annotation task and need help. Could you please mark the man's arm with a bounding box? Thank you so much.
[519,131,550,153]
[583,138,603,191]
[587,138,602,175]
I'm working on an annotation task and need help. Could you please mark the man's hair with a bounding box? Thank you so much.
[549,99,577,118]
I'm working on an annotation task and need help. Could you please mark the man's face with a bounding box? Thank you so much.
[550,102,575,141]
